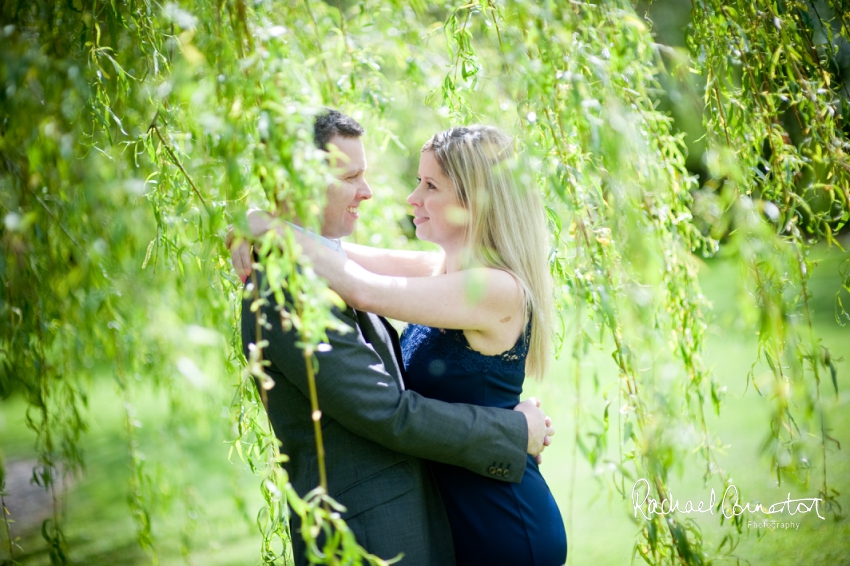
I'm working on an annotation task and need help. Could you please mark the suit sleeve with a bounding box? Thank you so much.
[255,296,529,483]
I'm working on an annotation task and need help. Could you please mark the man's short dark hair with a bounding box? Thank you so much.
[313,109,364,150]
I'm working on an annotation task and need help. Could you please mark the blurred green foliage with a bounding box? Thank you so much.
[1,1,848,565]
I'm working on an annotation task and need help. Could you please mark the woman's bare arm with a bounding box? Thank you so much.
[299,232,524,335]
[228,210,442,278]
[341,242,442,277]
[228,212,523,340]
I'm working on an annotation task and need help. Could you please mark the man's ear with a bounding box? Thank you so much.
[325,143,350,169]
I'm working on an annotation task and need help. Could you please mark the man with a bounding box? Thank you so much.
[234,110,553,565]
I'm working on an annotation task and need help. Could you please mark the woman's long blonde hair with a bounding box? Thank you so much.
[422,125,553,379]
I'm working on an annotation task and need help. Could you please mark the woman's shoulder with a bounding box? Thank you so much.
[464,266,524,303]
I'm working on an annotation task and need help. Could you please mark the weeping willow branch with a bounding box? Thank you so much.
[149,116,208,210]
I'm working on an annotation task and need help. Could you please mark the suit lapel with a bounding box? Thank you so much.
[379,316,409,390]
[353,309,406,391]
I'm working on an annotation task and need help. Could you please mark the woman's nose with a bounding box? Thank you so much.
[406,185,421,206]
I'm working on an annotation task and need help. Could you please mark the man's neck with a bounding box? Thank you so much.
[281,217,345,255]
[279,216,334,239]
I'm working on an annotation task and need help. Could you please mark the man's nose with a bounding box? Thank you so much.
[357,180,372,201]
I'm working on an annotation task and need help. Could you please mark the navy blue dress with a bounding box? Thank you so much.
[400,324,567,566]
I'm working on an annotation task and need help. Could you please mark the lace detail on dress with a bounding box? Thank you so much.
[400,323,528,377]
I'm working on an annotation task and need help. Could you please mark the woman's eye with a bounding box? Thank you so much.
[416,176,435,190]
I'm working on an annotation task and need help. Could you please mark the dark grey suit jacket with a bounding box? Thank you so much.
[242,274,528,565]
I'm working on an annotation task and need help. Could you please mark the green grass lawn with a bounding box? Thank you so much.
[2,244,849,565]
[0,383,264,565]
[526,244,850,565]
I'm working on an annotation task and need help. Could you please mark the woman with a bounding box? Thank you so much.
[243,125,566,565]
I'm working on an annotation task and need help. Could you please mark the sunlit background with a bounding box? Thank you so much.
[2,0,849,564]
